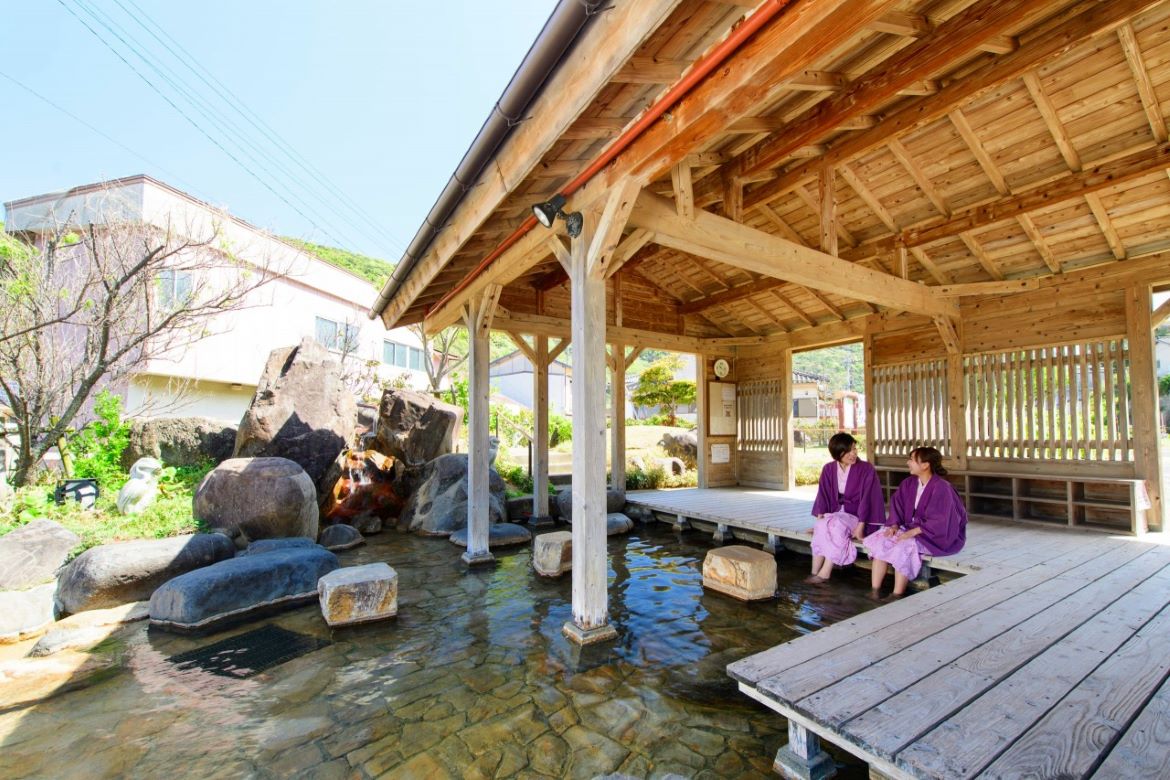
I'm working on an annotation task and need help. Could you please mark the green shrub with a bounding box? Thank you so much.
[549,413,572,447]
[795,462,822,486]
[66,390,131,493]
[626,462,667,490]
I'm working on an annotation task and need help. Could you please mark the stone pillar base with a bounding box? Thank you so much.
[528,515,556,528]
[562,620,618,645]
[774,745,836,780]
[461,550,496,567]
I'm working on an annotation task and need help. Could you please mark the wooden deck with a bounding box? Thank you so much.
[627,487,1170,779]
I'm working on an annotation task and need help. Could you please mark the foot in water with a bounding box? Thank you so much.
[803,574,829,584]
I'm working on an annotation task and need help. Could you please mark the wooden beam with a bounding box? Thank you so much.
[677,277,786,314]
[774,290,817,327]
[506,331,536,363]
[548,236,572,273]
[819,167,837,256]
[909,246,950,285]
[797,285,846,321]
[629,191,956,317]
[533,265,568,293]
[671,162,695,220]
[1153,298,1170,327]
[758,204,807,245]
[934,279,1041,296]
[795,184,855,247]
[1118,22,1168,143]
[949,108,1009,196]
[746,0,1164,211]
[1015,213,1062,273]
[375,0,684,328]
[587,178,642,279]
[959,232,1005,281]
[605,228,653,279]
[838,162,898,232]
[888,138,950,217]
[1023,71,1082,171]
[723,171,744,223]
[547,337,569,364]
[491,310,705,353]
[933,316,960,354]
[1084,192,1127,260]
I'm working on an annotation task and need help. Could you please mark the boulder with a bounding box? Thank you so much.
[30,601,150,657]
[121,417,236,471]
[659,457,686,476]
[116,457,163,515]
[233,338,356,488]
[238,537,316,557]
[506,495,533,523]
[702,545,777,601]
[659,431,698,469]
[398,453,506,536]
[555,488,627,523]
[319,524,364,552]
[149,546,339,634]
[56,533,236,615]
[448,523,532,549]
[193,457,319,546]
[0,584,57,644]
[533,531,572,578]
[0,519,80,591]
[317,563,398,627]
[318,449,404,528]
[372,389,462,467]
[606,513,634,536]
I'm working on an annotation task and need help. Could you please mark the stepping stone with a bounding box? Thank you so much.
[318,524,364,552]
[606,513,634,536]
[702,545,776,601]
[533,531,573,577]
[318,563,398,627]
[448,523,532,549]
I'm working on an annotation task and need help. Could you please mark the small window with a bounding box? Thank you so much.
[316,316,358,352]
[409,348,423,371]
[157,269,193,310]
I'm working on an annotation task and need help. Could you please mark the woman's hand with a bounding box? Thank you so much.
[882,525,898,538]
[896,527,922,543]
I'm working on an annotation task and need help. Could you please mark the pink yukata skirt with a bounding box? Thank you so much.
[863,529,929,580]
[811,511,860,566]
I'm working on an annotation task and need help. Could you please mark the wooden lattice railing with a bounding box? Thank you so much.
[737,379,783,454]
[871,359,950,457]
[965,339,1132,462]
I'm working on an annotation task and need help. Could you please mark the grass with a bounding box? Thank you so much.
[0,463,213,558]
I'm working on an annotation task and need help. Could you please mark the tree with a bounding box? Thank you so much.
[0,205,279,487]
[631,356,697,426]
[410,323,468,396]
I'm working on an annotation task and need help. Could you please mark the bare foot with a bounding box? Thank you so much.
[883,592,907,602]
[867,589,883,602]
[804,574,829,585]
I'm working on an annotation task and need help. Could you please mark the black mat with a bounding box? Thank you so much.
[166,624,330,679]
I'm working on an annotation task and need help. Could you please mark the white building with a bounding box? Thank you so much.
[1157,336,1169,378]
[489,350,572,416]
[5,175,431,424]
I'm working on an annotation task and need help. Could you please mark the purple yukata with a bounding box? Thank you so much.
[864,475,967,580]
[810,460,885,567]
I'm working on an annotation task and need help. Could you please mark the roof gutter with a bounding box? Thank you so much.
[369,0,606,321]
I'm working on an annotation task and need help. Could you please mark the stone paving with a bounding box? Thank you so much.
[0,524,882,779]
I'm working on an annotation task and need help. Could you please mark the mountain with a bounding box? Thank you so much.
[284,238,395,287]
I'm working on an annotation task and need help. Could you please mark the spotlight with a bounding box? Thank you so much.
[531,193,583,238]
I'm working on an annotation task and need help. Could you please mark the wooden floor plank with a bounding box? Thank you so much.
[978,606,1170,778]
[1092,671,1170,779]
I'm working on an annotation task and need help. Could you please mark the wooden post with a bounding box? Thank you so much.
[779,346,795,490]
[532,334,552,525]
[947,349,969,470]
[1127,284,1164,531]
[820,166,838,258]
[611,341,627,492]
[462,285,500,567]
[774,721,836,780]
[696,352,709,489]
[864,333,876,462]
[564,209,617,645]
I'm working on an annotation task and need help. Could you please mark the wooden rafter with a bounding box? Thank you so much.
[671,162,695,219]
[1118,22,1169,143]
[773,290,817,328]
[796,285,846,321]
[678,276,784,315]
[1153,298,1170,327]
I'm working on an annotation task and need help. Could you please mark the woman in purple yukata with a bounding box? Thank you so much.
[864,446,967,597]
[807,432,885,583]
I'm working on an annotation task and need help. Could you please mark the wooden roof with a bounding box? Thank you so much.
[381,0,1170,345]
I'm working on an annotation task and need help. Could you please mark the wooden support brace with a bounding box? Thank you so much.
[933,316,960,354]
[671,162,695,220]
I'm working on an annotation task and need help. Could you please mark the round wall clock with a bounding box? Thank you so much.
[713,358,730,379]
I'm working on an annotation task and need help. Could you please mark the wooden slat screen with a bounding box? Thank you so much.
[965,339,1132,462]
[737,379,782,454]
[872,359,949,457]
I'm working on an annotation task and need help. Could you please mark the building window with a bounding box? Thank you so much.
[384,340,424,371]
[157,269,192,310]
[315,316,359,353]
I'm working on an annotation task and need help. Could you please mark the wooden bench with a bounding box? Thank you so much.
[876,466,1151,535]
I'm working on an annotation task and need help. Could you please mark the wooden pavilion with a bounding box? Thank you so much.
[371,0,1170,775]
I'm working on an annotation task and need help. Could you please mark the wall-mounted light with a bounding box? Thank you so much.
[532,194,584,238]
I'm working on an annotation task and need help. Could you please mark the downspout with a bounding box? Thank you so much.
[369,0,607,320]
[425,0,795,322]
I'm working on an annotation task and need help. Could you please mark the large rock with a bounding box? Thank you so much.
[702,545,777,601]
[233,338,356,487]
[318,449,404,528]
[506,495,533,523]
[0,584,57,644]
[606,513,634,536]
[149,546,339,634]
[318,563,397,627]
[659,431,698,469]
[121,417,236,471]
[30,601,150,656]
[56,534,236,614]
[319,524,364,552]
[194,457,319,546]
[448,523,532,548]
[372,389,462,467]
[533,531,572,577]
[398,453,506,536]
[0,519,80,591]
[555,488,627,523]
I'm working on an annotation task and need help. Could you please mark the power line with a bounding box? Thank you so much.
[113,0,404,255]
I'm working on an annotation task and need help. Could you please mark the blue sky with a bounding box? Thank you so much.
[1,1,557,262]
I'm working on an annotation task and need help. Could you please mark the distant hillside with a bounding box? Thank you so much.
[794,343,863,393]
[284,238,395,287]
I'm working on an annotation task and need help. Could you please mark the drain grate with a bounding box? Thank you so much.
[166,624,330,679]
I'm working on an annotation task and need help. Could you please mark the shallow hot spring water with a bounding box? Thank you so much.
[0,523,883,779]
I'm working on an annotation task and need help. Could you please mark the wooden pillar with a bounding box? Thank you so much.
[461,285,500,567]
[611,341,627,492]
[1127,284,1164,531]
[864,333,876,462]
[774,720,836,780]
[564,214,617,645]
[779,346,795,490]
[820,166,838,258]
[696,352,709,489]
[532,334,552,524]
[947,350,969,470]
